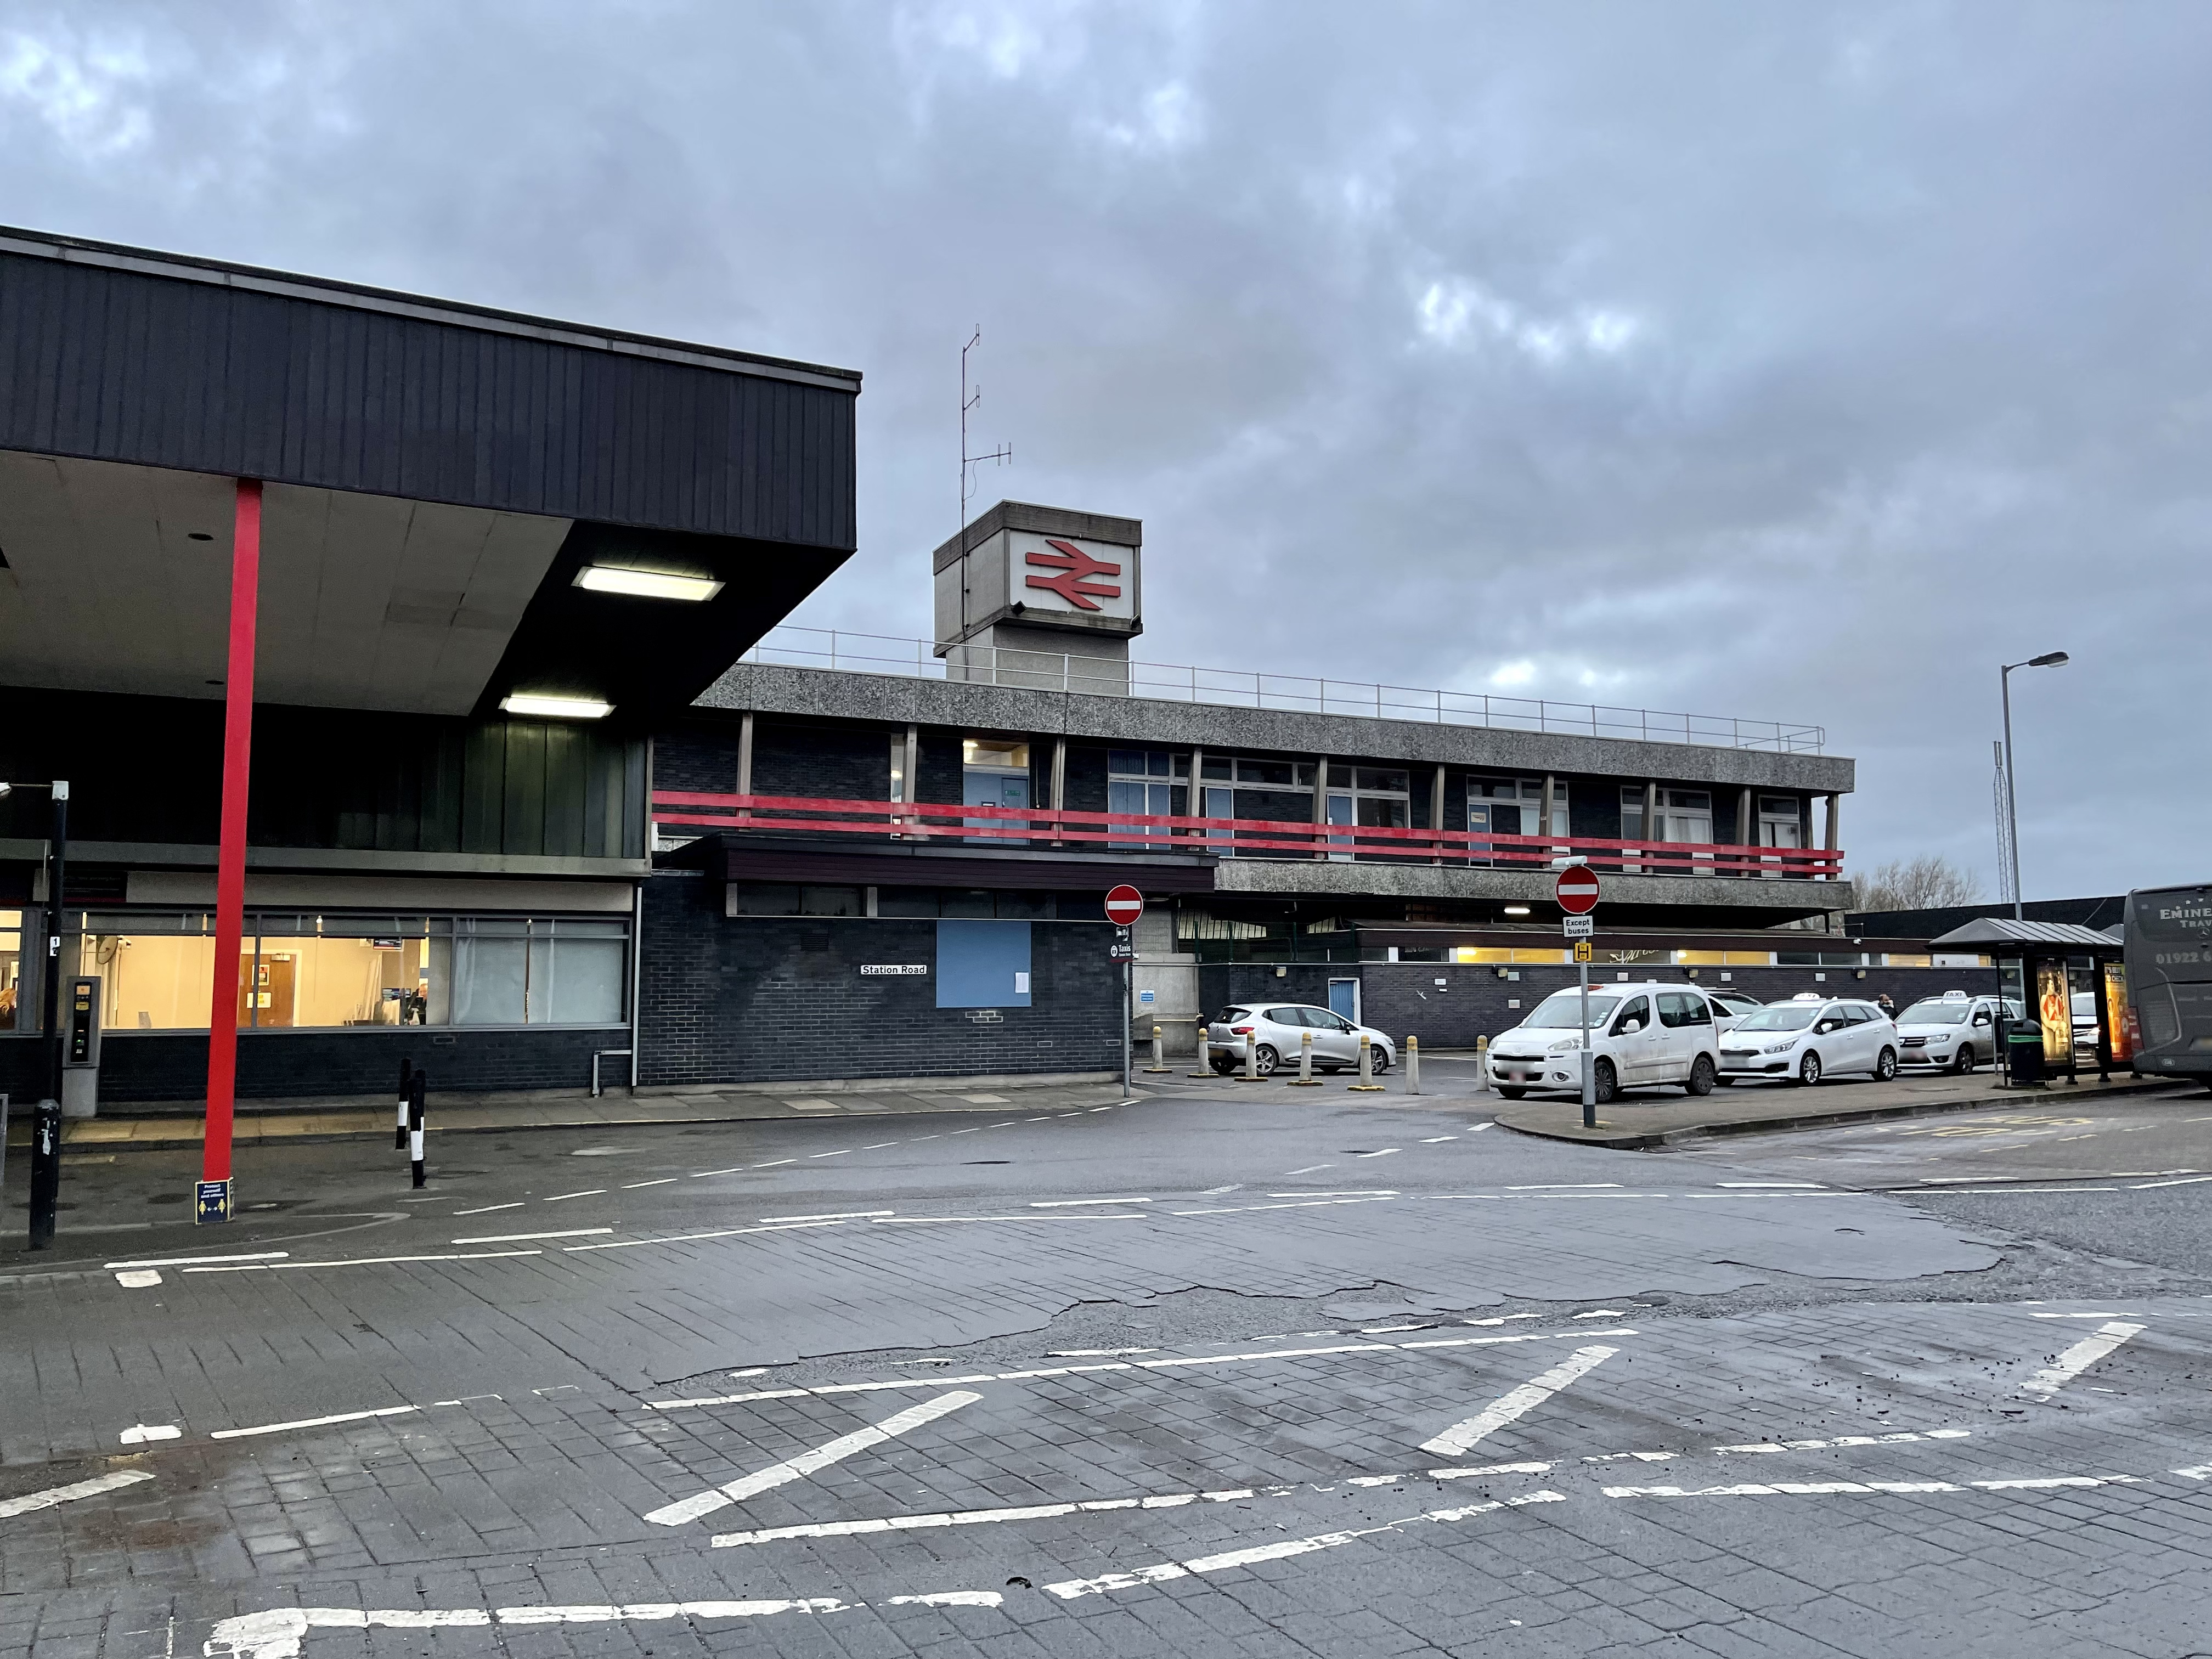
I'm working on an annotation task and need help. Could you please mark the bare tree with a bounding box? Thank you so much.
[1854,855,1985,913]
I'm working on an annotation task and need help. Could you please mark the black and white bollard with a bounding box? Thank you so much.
[1405,1034,1421,1094]
[1288,1028,1322,1086]
[407,1071,427,1189]
[395,1058,411,1150]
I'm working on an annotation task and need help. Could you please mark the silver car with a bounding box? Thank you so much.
[1206,1003,1396,1076]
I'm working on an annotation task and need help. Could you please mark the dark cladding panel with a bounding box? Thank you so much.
[0,247,856,548]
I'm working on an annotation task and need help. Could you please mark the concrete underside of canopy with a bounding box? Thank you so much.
[0,450,568,717]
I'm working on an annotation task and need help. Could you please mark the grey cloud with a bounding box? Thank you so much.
[2,0,2206,894]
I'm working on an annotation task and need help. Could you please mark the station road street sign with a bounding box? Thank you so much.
[1105,885,1145,926]
[1555,864,1601,915]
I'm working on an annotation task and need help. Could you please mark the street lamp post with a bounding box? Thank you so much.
[2,778,70,1249]
[1999,652,2068,923]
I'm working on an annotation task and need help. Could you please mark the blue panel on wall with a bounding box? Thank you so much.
[937,921,1033,1008]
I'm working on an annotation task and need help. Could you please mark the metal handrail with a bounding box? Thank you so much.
[733,625,1826,753]
[656,789,1846,880]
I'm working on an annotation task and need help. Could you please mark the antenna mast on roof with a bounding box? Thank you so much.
[960,328,1012,537]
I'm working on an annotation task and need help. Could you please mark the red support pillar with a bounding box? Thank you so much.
[197,478,262,1224]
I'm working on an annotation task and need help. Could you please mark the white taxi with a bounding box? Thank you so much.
[1893,990,2015,1073]
[1485,982,1731,1104]
[1717,994,1900,1086]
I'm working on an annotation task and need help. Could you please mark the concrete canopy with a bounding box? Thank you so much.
[0,225,861,722]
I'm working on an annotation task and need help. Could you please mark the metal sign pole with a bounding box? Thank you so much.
[1579,952,1595,1128]
[1121,958,1132,1099]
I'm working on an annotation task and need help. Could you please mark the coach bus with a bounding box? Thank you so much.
[2125,883,2212,1085]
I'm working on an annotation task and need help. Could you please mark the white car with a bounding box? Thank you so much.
[1485,982,1733,1104]
[1717,994,1900,1086]
[1893,991,2015,1073]
[1206,1004,1396,1076]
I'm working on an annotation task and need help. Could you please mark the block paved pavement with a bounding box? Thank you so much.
[3,1087,2211,1656]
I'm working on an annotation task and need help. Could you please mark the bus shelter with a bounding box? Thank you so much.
[1927,917,2130,1085]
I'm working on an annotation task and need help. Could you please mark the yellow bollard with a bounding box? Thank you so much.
[1348,1030,1385,1091]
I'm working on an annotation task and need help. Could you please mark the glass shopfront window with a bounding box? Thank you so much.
[71,911,627,1032]
[0,909,22,1031]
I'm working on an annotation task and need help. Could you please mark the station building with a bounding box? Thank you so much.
[0,226,1893,1114]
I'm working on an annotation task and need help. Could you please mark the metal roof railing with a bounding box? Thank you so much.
[733,625,1827,754]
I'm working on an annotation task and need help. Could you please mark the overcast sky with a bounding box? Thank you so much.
[4,2,2206,899]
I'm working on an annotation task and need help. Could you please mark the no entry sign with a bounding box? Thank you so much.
[1104,885,1145,926]
[1554,864,1601,915]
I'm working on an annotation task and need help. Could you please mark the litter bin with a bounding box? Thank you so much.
[2005,1024,2045,1087]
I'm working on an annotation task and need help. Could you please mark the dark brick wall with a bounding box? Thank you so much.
[1201,962,2001,1049]
[754,720,893,801]
[0,1025,624,1105]
[637,871,1121,1085]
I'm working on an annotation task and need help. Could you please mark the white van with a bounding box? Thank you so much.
[1485,981,1732,1103]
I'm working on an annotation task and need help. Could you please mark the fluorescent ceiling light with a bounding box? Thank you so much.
[1503,905,1531,915]
[574,566,723,602]
[501,693,612,719]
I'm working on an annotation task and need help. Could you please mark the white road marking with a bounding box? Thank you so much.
[119,1425,181,1444]
[2132,1174,2212,1188]
[1909,1187,2121,1195]
[451,1203,525,1215]
[620,1178,678,1189]
[1029,1197,1153,1206]
[567,1220,849,1252]
[755,1156,799,1165]
[450,1228,612,1245]
[1283,1165,1333,1175]
[543,1189,607,1201]
[2175,1464,2212,1480]
[1268,1189,1397,1198]
[1352,1148,1403,1159]
[1198,1184,1243,1194]
[1419,1136,1458,1143]
[115,1269,163,1288]
[644,1328,1639,1410]
[1420,1345,1620,1456]
[1714,1429,1971,1453]
[0,1468,155,1519]
[1583,1451,1677,1464]
[1609,1475,2143,1499]
[2022,1321,2144,1398]
[1717,1181,1824,1189]
[104,1251,286,1269]
[885,1592,1002,1608]
[1048,1348,1159,1357]
[203,1602,849,1659]
[1507,1183,1621,1190]
[644,1390,982,1527]
[1466,1122,1494,1131]
[210,1405,418,1440]
[713,1486,1253,1547]
[1573,1310,1627,1318]
[184,1251,542,1273]
[1173,1197,1396,1216]
[861,1143,900,1150]
[689,1167,751,1178]
[758,1210,893,1222]
[807,1149,853,1159]
[871,1214,1146,1225]
[1043,1491,1566,1600]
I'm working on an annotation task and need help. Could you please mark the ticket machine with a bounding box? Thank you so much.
[60,974,99,1118]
